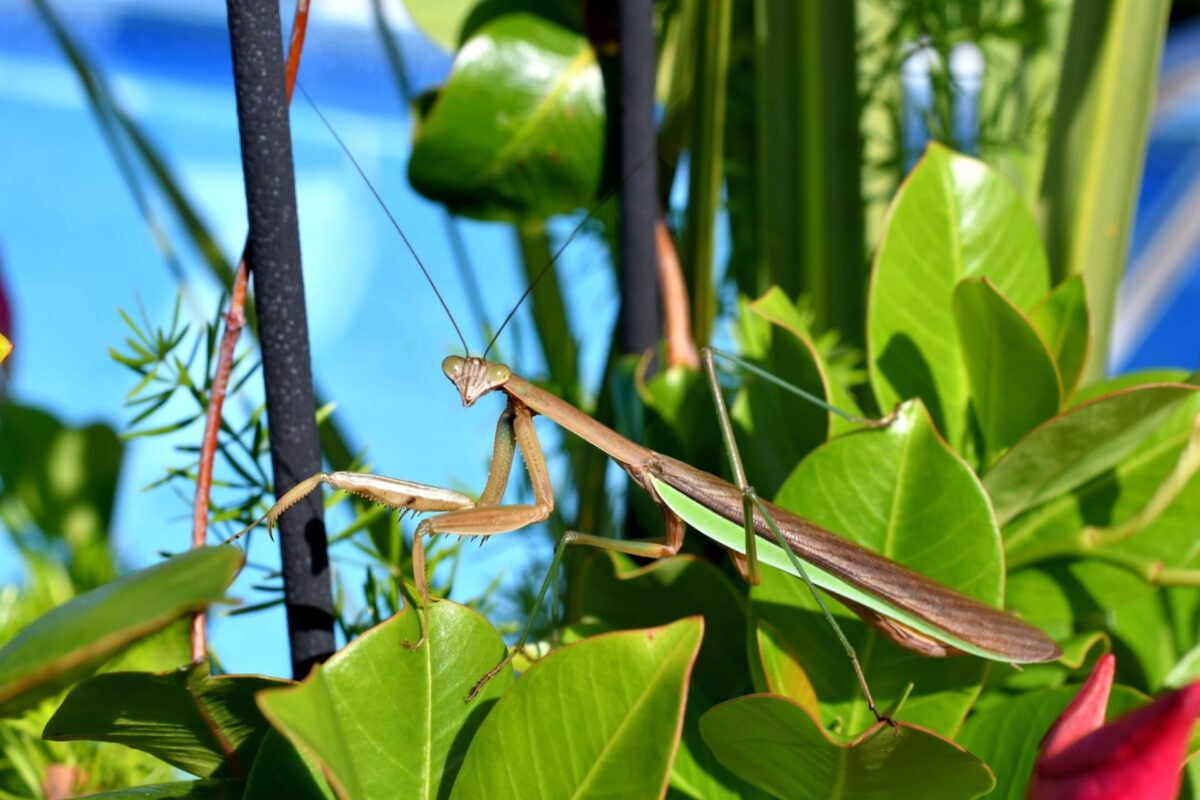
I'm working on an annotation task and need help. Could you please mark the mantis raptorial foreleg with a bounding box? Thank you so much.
[228,399,553,646]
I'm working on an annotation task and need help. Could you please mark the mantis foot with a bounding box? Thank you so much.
[466,664,505,702]
[465,649,523,702]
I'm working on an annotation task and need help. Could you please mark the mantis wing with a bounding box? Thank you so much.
[652,476,1060,664]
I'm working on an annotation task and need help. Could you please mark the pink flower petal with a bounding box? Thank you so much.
[1029,680,1200,800]
[0,260,11,371]
[0,259,10,342]
[1039,653,1115,758]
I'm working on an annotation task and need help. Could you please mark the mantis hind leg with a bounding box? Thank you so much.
[700,347,894,726]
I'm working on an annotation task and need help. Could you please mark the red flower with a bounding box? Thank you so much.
[1028,653,1200,799]
[0,258,11,369]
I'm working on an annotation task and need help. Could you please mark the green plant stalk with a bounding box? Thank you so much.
[1038,0,1170,382]
[681,0,732,346]
[756,0,864,347]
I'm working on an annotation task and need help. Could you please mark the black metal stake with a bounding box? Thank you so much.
[225,0,334,678]
[615,0,662,361]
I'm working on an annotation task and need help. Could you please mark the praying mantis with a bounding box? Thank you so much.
[238,348,1060,720]
[230,94,1062,723]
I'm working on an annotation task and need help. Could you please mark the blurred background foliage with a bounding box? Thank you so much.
[3,0,1200,794]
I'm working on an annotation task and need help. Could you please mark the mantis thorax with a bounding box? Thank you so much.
[443,356,512,407]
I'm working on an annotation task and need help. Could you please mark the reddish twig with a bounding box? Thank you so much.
[190,0,310,664]
[656,215,700,369]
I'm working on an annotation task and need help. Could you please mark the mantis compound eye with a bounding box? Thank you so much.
[442,355,465,380]
[487,363,512,384]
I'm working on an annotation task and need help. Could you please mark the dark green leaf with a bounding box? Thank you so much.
[0,403,123,584]
[953,277,1061,466]
[1004,393,1200,575]
[242,728,335,799]
[450,618,704,799]
[985,382,1198,525]
[44,663,286,778]
[257,601,511,800]
[0,547,242,716]
[869,143,1050,447]
[1029,275,1090,399]
[731,291,836,494]
[409,14,603,220]
[700,695,995,799]
[576,554,762,799]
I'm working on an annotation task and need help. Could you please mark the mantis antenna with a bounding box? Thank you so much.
[484,149,659,358]
[296,82,471,356]
[300,80,659,362]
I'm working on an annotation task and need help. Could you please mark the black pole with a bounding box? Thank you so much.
[225,0,334,678]
[615,0,662,359]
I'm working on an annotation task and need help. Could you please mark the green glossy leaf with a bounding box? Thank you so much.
[1108,585,1200,692]
[77,779,242,799]
[754,620,819,716]
[1030,275,1090,399]
[636,364,726,473]
[953,278,1062,465]
[1004,392,1200,575]
[577,553,747,702]
[242,729,334,799]
[730,292,835,494]
[0,403,123,586]
[258,668,359,800]
[44,663,286,778]
[700,695,995,799]
[744,289,864,437]
[985,382,1198,525]
[1072,368,1190,404]
[576,554,761,800]
[409,13,603,220]
[868,143,1050,447]
[450,618,704,799]
[257,601,510,800]
[957,683,1147,799]
[1008,560,1150,638]
[660,400,1001,735]
[0,546,242,716]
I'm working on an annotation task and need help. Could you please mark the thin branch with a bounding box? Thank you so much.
[190,0,310,664]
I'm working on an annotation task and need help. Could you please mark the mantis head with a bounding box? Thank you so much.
[442,356,512,407]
